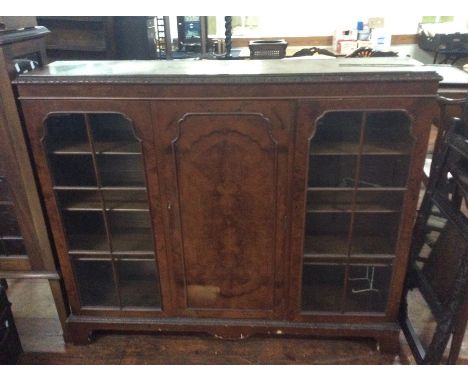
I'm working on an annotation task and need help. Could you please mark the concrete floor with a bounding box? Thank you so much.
[5,278,467,365]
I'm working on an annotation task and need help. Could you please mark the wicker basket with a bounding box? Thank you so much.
[248,39,288,59]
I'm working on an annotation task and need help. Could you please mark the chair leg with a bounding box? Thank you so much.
[447,302,468,364]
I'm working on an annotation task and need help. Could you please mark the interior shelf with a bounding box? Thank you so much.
[67,231,155,255]
[301,262,392,313]
[308,155,411,188]
[0,236,27,257]
[307,189,405,213]
[37,16,105,23]
[310,141,412,156]
[303,253,395,265]
[303,234,395,256]
[49,141,141,155]
[73,258,161,308]
[54,186,147,191]
[57,189,150,212]
[46,44,107,53]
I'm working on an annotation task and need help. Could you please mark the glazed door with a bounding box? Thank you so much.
[20,100,171,317]
[153,100,292,319]
[290,98,435,322]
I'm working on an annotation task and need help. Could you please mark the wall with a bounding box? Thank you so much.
[223,15,467,37]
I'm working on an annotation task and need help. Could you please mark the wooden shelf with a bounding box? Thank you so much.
[54,186,147,191]
[308,187,407,191]
[310,141,412,156]
[303,253,395,265]
[63,201,149,212]
[0,236,23,241]
[37,16,105,23]
[68,232,155,255]
[306,188,406,213]
[79,281,161,309]
[304,234,395,256]
[60,191,149,212]
[307,203,401,213]
[47,44,107,53]
[49,141,141,155]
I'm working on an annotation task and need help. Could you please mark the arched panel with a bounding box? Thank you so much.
[172,113,279,310]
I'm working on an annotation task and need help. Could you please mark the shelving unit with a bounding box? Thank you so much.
[0,177,27,260]
[36,17,116,60]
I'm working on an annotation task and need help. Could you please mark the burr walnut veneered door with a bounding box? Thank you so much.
[153,101,292,319]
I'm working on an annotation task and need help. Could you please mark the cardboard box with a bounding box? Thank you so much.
[370,28,392,50]
[336,40,358,55]
[357,40,373,49]
[333,28,357,53]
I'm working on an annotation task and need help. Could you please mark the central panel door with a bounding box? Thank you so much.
[153,100,291,319]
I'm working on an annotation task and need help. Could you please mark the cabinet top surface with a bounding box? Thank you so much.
[16,57,441,84]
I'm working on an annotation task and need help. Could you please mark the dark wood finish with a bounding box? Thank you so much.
[0,27,69,336]
[114,17,156,60]
[153,101,291,318]
[16,58,440,352]
[36,17,117,61]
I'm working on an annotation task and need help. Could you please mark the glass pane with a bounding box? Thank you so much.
[45,114,89,153]
[109,211,154,253]
[307,190,354,212]
[0,176,12,202]
[62,211,108,252]
[345,264,392,312]
[353,190,405,212]
[350,213,400,256]
[358,156,410,188]
[307,189,405,213]
[74,259,119,307]
[57,190,102,211]
[48,155,97,187]
[302,264,345,311]
[98,156,146,188]
[308,156,358,188]
[310,111,362,155]
[2,238,27,256]
[90,113,141,154]
[364,112,412,155]
[117,259,161,308]
[304,213,350,255]
[0,206,21,237]
[57,189,150,212]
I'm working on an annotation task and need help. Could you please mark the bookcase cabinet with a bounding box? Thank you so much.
[0,27,69,335]
[15,58,440,352]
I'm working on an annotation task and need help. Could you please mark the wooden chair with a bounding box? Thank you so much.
[400,98,468,364]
